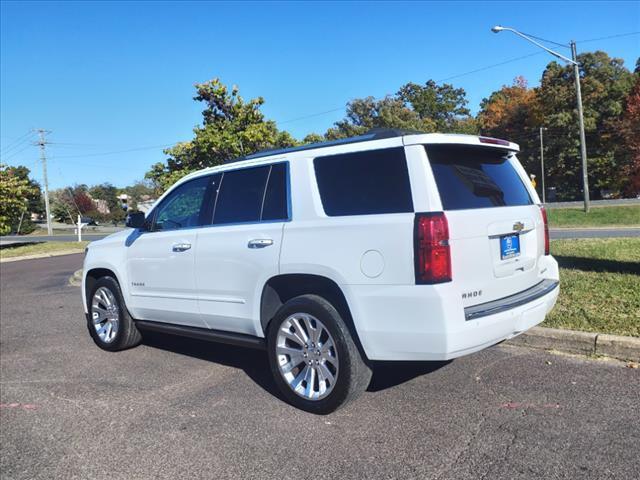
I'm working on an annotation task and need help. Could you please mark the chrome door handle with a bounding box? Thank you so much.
[248,238,273,249]
[172,243,192,252]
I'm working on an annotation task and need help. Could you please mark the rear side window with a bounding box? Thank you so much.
[314,147,413,216]
[212,163,289,225]
[426,145,533,210]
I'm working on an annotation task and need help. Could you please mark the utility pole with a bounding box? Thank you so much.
[36,129,53,235]
[571,41,590,212]
[539,127,546,204]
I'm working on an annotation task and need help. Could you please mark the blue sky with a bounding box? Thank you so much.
[1,0,638,189]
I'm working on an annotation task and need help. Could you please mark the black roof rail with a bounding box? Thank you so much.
[227,128,423,163]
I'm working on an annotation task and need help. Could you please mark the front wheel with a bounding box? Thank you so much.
[87,276,142,351]
[267,294,371,414]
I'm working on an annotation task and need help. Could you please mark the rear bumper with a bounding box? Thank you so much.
[345,261,560,361]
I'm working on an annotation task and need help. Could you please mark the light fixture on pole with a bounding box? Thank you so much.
[491,25,590,212]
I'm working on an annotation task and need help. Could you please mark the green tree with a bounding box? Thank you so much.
[397,80,474,132]
[477,77,541,185]
[89,182,120,213]
[146,78,297,192]
[325,80,475,139]
[537,51,635,199]
[0,164,39,235]
[325,96,429,140]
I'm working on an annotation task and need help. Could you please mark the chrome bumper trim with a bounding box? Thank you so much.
[464,279,559,321]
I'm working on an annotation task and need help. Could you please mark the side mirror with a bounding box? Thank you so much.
[125,211,147,230]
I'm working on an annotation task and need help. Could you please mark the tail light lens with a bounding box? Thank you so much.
[414,212,452,284]
[540,205,550,255]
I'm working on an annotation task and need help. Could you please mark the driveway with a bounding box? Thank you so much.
[1,254,638,479]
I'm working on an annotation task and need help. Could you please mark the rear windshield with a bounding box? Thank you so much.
[425,144,533,210]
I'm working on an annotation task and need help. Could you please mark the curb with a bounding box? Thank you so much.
[69,269,83,287]
[509,326,640,362]
[0,250,85,263]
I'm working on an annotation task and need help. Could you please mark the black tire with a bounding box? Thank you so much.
[86,276,142,351]
[267,294,371,414]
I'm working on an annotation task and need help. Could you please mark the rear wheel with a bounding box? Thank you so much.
[87,276,141,351]
[267,294,371,414]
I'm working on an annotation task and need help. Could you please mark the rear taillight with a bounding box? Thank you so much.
[540,205,550,255]
[414,212,452,284]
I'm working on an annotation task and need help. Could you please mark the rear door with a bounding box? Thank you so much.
[425,144,545,307]
[195,163,289,336]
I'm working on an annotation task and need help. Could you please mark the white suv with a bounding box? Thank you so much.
[82,129,559,413]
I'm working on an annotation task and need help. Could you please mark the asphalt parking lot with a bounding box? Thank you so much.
[1,254,638,479]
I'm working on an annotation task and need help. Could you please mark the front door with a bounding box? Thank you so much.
[126,175,213,327]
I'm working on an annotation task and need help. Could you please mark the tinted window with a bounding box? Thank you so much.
[213,166,270,224]
[314,147,413,216]
[153,176,209,231]
[426,145,533,210]
[261,163,289,221]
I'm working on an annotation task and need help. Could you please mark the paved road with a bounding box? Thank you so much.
[1,255,638,479]
[545,198,640,208]
[2,227,639,247]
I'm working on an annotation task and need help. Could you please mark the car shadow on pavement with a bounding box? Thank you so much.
[141,331,450,398]
[141,332,283,399]
[367,360,450,392]
[554,255,640,274]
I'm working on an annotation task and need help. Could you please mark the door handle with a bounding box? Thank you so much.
[172,242,192,252]
[248,238,273,249]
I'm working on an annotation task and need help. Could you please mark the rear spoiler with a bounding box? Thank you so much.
[403,133,520,152]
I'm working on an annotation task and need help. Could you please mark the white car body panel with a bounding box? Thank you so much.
[83,132,559,361]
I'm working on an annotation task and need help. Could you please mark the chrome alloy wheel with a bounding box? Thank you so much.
[276,313,339,401]
[91,287,120,343]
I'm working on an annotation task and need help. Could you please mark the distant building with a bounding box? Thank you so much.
[93,198,110,214]
[136,199,156,213]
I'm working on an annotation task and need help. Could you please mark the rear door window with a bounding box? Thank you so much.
[314,147,413,216]
[213,166,270,225]
[211,163,289,225]
[426,144,533,210]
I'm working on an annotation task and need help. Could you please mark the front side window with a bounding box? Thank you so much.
[152,176,210,231]
[314,147,414,216]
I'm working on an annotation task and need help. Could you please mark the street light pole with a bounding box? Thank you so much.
[571,40,590,212]
[491,26,590,212]
[539,126,546,204]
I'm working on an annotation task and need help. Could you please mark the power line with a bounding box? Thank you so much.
[577,31,640,43]
[518,31,570,49]
[0,132,35,158]
[0,130,34,154]
[278,51,548,125]
[51,143,177,159]
[1,143,33,162]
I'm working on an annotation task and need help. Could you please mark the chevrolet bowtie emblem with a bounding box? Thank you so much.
[513,222,525,232]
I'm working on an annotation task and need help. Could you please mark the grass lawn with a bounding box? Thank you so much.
[543,238,640,337]
[0,241,89,259]
[547,205,640,228]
